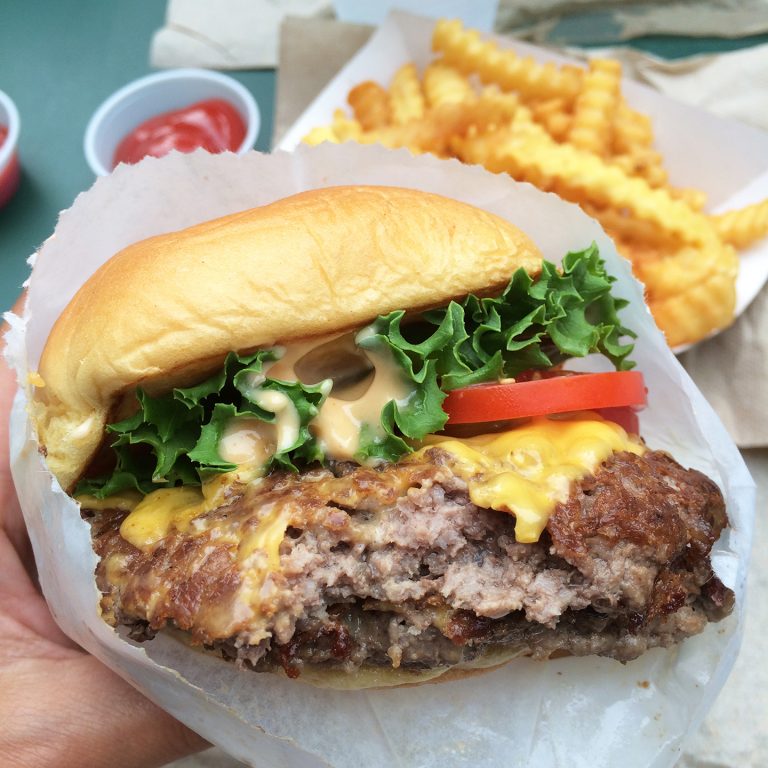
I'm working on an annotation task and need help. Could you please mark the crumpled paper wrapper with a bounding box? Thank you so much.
[5,144,756,768]
[150,0,332,69]
[275,12,768,448]
[149,0,768,69]
[494,0,768,44]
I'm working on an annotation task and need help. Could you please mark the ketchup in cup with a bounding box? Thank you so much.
[112,98,247,168]
[0,124,21,208]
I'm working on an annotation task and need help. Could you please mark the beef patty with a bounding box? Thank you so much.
[86,449,733,679]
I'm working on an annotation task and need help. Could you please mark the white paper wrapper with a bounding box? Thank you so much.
[5,144,756,768]
[277,12,768,331]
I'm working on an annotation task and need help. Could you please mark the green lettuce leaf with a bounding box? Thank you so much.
[76,243,635,495]
[77,350,330,497]
[353,243,635,461]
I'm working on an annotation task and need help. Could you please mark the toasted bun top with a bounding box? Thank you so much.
[33,185,542,490]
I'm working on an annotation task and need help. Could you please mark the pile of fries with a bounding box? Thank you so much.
[303,19,768,347]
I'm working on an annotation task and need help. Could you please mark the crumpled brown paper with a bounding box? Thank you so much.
[150,1,768,69]
[495,0,768,44]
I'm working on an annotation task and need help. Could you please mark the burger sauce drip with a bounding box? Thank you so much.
[219,333,414,466]
[259,332,414,461]
[112,98,246,168]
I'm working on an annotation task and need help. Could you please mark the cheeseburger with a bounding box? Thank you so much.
[32,186,732,688]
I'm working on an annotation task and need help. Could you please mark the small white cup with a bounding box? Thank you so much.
[84,69,260,177]
[0,88,21,208]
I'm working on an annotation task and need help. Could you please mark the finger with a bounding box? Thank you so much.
[1,293,39,573]
[0,531,82,652]
[0,347,34,568]
[1,654,208,768]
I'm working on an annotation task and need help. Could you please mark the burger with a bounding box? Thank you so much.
[31,186,733,688]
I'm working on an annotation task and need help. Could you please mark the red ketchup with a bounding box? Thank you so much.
[112,98,247,168]
[0,125,21,208]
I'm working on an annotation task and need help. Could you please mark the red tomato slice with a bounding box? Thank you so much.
[443,371,647,427]
[593,406,640,434]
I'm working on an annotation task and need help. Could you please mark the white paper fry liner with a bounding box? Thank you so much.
[5,144,755,768]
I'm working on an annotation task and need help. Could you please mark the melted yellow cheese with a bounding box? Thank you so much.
[76,490,143,512]
[238,505,290,568]
[414,415,645,543]
[84,415,643,570]
[118,486,206,549]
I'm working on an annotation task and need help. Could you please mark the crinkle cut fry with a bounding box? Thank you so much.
[423,61,474,107]
[302,125,338,146]
[612,147,668,189]
[580,203,681,249]
[354,120,432,155]
[613,99,654,154]
[348,80,391,131]
[529,97,572,142]
[649,267,737,347]
[635,241,738,301]
[389,63,425,125]
[432,18,581,101]
[302,109,362,146]
[569,59,622,156]
[360,94,522,157]
[477,85,520,120]
[311,100,520,159]
[456,124,716,246]
[671,187,707,211]
[712,199,768,248]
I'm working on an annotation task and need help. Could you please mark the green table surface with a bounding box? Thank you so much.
[0,0,274,313]
[1,2,766,314]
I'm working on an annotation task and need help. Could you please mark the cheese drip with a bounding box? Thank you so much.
[86,415,643,552]
[108,476,290,560]
[414,415,645,543]
[78,477,291,634]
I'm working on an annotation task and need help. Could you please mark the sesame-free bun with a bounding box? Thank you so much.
[33,186,542,490]
[172,626,530,690]
[290,644,531,690]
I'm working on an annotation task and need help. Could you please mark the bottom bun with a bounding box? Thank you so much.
[290,645,533,690]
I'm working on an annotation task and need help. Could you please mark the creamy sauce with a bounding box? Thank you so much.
[221,331,414,466]
[76,491,143,512]
[218,417,276,465]
[312,329,414,459]
[252,390,299,453]
[71,415,97,440]
[263,339,327,382]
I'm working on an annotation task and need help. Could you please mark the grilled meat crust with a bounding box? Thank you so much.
[88,450,733,678]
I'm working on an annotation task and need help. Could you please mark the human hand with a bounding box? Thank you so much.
[0,304,208,768]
